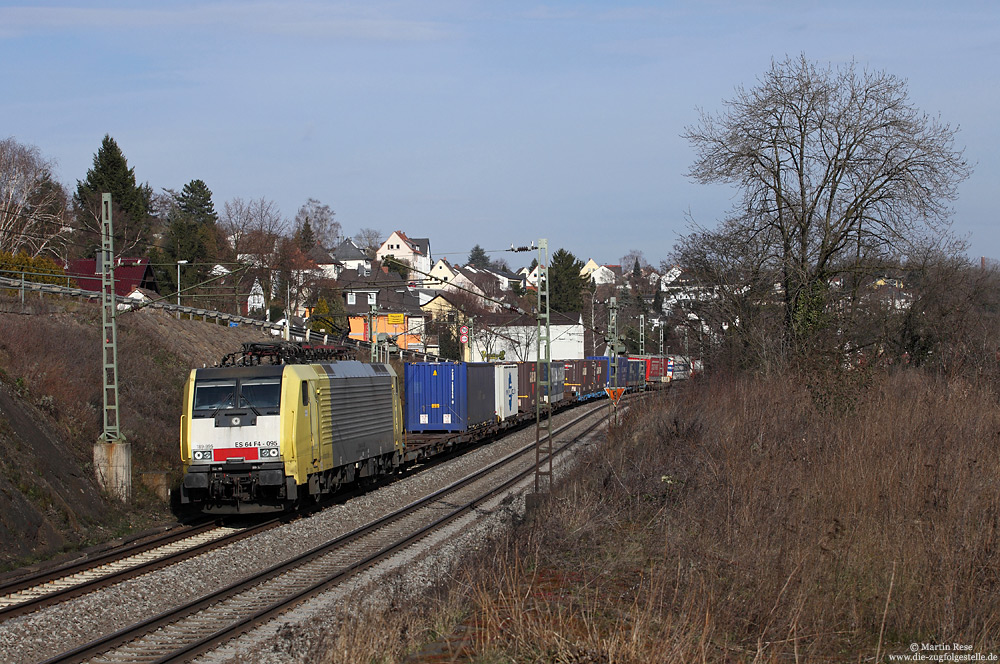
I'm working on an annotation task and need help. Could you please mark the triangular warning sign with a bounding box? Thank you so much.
[605,387,625,405]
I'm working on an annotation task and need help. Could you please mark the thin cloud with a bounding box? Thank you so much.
[0,2,453,41]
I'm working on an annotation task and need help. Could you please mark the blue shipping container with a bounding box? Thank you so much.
[404,362,496,432]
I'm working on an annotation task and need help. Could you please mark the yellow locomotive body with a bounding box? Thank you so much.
[179,361,401,513]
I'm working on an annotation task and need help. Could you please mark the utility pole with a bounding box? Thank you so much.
[532,239,552,499]
[175,259,188,319]
[607,296,622,427]
[368,304,378,362]
[640,313,645,356]
[94,193,130,501]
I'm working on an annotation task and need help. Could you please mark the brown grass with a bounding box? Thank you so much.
[453,371,1000,662]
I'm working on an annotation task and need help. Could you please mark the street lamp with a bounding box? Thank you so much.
[176,260,188,319]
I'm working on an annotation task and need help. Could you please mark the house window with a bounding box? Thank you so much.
[368,293,376,305]
[347,293,356,305]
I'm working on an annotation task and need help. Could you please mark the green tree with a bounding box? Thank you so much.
[632,258,641,280]
[150,180,220,300]
[295,218,316,252]
[548,248,589,313]
[432,322,462,360]
[467,244,490,269]
[73,134,153,256]
[309,296,348,334]
[382,255,409,280]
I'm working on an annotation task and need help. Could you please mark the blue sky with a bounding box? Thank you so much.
[2,1,998,269]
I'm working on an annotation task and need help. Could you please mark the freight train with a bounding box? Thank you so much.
[179,354,691,514]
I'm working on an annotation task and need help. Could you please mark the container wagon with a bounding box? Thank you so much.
[494,362,519,423]
[404,362,496,432]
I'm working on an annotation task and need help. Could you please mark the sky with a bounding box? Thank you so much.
[2,1,999,270]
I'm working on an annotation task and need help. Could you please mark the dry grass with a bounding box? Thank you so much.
[451,371,1000,662]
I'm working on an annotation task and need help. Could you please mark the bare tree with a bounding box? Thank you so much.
[681,55,972,354]
[220,197,286,312]
[0,137,69,257]
[220,197,284,261]
[294,198,340,249]
[353,227,383,257]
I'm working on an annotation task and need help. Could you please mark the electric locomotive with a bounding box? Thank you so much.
[179,361,402,513]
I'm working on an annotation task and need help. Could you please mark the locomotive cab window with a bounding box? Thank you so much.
[240,378,282,413]
[193,379,236,411]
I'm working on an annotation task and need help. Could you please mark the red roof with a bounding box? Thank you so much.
[60,258,158,297]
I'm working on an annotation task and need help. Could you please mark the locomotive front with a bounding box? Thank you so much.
[179,366,293,512]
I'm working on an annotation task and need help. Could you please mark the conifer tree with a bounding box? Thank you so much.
[549,248,589,313]
[467,244,490,269]
[73,134,153,255]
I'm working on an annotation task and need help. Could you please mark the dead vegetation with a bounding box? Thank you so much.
[255,369,1000,662]
[448,373,1000,662]
[0,293,271,567]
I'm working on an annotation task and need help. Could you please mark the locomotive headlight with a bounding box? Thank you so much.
[260,448,279,458]
[193,450,212,461]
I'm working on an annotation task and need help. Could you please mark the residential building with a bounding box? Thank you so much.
[469,311,586,362]
[426,258,459,289]
[376,231,432,275]
[332,238,372,273]
[580,258,601,279]
[338,264,429,351]
[60,258,158,297]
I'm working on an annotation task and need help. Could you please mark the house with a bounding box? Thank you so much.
[421,292,465,324]
[117,287,158,311]
[338,264,429,351]
[589,265,620,286]
[469,311,586,362]
[60,258,159,297]
[306,244,343,280]
[426,258,459,289]
[331,238,371,273]
[246,278,265,315]
[579,258,601,279]
[376,231,432,275]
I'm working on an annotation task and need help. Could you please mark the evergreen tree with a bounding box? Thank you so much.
[176,179,218,226]
[548,248,589,313]
[152,180,220,297]
[632,258,641,280]
[467,244,490,269]
[73,134,153,255]
[295,218,316,252]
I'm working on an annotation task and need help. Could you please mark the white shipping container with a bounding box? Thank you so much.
[494,363,518,421]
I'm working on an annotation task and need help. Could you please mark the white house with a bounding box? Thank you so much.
[426,258,459,289]
[332,238,371,273]
[247,278,265,314]
[469,312,586,362]
[376,231,432,276]
[590,265,619,286]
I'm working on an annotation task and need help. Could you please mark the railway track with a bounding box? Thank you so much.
[41,401,610,664]
[0,520,282,620]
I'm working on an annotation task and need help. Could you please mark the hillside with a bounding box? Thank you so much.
[0,293,274,568]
